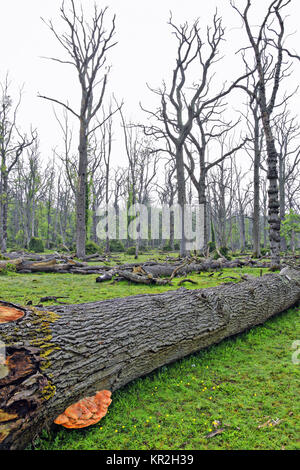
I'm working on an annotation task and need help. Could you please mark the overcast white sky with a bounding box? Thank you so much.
[1,0,300,168]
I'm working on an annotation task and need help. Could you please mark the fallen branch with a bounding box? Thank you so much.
[178,279,198,286]
[39,296,69,303]
[118,270,172,286]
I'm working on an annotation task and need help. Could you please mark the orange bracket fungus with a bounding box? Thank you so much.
[0,304,24,324]
[54,390,112,429]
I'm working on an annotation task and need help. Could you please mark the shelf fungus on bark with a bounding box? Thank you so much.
[0,305,24,324]
[54,390,112,429]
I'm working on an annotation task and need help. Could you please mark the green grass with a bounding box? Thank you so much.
[0,266,268,306]
[0,261,299,450]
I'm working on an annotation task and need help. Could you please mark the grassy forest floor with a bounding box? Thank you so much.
[0,251,299,450]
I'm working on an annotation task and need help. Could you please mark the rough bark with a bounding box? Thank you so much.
[198,175,208,251]
[1,267,299,449]
[253,154,261,257]
[231,0,289,266]
[279,153,287,251]
[253,106,261,257]
[1,176,8,253]
[265,136,281,266]
[239,212,246,252]
[76,119,88,259]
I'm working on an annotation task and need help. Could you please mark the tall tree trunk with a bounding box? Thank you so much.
[265,135,281,265]
[239,211,246,252]
[92,196,98,244]
[46,200,52,250]
[1,175,8,252]
[0,201,3,253]
[169,199,175,251]
[176,146,187,256]
[262,188,268,249]
[279,155,287,252]
[105,161,110,254]
[291,229,295,254]
[253,119,261,257]
[198,169,208,252]
[31,198,35,238]
[76,120,88,258]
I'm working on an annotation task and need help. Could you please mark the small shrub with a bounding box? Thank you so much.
[162,242,173,252]
[0,263,16,275]
[85,240,102,255]
[208,241,216,252]
[219,246,229,257]
[213,246,231,260]
[127,246,136,255]
[29,237,44,253]
[109,240,125,252]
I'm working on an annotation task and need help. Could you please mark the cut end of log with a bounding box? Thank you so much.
[54,390,112,429]
[0,305,24,324]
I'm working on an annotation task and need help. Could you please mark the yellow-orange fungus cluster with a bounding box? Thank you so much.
[54,390,112,429]
[0,305,24,324]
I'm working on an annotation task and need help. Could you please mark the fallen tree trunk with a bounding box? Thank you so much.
[0,267,299,449]
[1,254,272,275]
[1,251,74,261]
[96,259,272,284]
[140,259,268,277]
[117,270,172,286]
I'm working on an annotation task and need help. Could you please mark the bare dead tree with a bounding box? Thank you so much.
[238,69,265,257]
[17,141,48,245]
[273,106,300,250]
[208,158,234,249]
[156,161,178,250]
[119,108,159,257]
[39,0,118,258]
[286,171,300,213]
[53,108,77,197]
[232,156,252,252]
[184,101,249,250]
[44,152,57,249]
[53,105,106,247]
[90,168,105,245]
[56,170,75,247]
[143,12,253,256]
[110,166,127,244]
[0,75,36,252]
[231,0,299,265]
[97,105,114,253]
